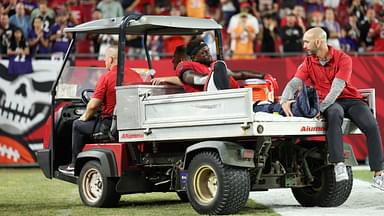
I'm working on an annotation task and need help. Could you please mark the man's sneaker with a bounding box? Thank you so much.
[372,174,384,191]
[59,164,74,175]
[334,162,349,182]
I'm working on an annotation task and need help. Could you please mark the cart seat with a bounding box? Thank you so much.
[91,115,117,142]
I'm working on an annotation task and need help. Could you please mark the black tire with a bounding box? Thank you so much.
[78,160,121,207]
[186,151,250,215]
[176,191,189,202]
[291,165,353,207]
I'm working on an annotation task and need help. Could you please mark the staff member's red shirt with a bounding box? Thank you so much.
[93,65,143,116]
[295,46,362,101]
[176,61,239,93]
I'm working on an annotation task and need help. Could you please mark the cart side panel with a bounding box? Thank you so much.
[116,85,184,130]
[142,88,254,128]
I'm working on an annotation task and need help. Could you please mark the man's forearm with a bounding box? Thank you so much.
[80,98,102,121]
[320,78,345,112]
[280,77,303,104]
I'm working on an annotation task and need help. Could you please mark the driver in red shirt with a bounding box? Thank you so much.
[59,46,143,174]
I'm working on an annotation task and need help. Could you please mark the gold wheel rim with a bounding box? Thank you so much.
[82,168,103,203]
[193,165,218,204]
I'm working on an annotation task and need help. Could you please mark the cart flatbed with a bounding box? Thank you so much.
[116,86,373,142]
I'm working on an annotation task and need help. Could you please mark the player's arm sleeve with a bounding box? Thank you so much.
[180,70,207,85]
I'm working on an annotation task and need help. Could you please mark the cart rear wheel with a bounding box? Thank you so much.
[79,160,121,207]
[291,165,353,207]
[187,151,250,214]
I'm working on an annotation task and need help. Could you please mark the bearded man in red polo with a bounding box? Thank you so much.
[280,27,384,190]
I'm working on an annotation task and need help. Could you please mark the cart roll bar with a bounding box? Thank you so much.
[117,14,142,86]
[214,29,224,61]
[143,33,153,70]
[50,33,76,177]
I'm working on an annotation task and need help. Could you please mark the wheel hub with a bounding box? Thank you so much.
[194,165,218,204]
[83,168,103,203]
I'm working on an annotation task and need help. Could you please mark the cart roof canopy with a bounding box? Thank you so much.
[64,15,222,35]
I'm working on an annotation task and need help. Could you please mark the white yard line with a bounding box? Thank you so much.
[250,179,384,216]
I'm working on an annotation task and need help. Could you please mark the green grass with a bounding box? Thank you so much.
[353,170,373,182]
[0,169,278,216]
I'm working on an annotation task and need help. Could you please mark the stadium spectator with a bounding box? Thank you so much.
[96,0,124,18]
[22,0,38,15]
[7,27,33,75]
[305,0,324,15]
[371,0,383,15]
[185,0,206,18]
[280,5,307,29]
[359,8,377,52]
[170,0,187,16]
[257,0,279,18]
[323,8,341,50]
[309,11,324,28]
[260,13,280,53]
[121,0,140,14]
[281,13,303,53]
[9,2,30,39]
[323,0,340,9]
[30,0,55,33]
[280,0,304,10]
[66,0,83,25]
[221,0,238,28]
[335,0,350,26]
[368,11,384,51]
[348,0,367,22]
[47,0,67,9]
[153,0,172,16]
[0,4,4,15]
[126,34,144,60]
[341,14,360,51]
[137,0,156,15]
[339,26,358,52]
[50,10,73,57]
[0,0,382,59]
[229,13,257,59]
[0,14,16,57]
[87,9,103,55]
[98,34,118,60]
[227,2,259,57]
[3,0,17,17]
[28,16,50,59]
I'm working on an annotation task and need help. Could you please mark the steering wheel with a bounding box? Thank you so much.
[81,89,94,104]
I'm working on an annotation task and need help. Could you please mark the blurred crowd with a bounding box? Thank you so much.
[0,0,384,61]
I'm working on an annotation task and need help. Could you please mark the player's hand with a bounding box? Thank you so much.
[282,100,295,117]
[151,78,165,85]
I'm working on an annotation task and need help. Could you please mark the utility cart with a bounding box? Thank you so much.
[36,15,373,215]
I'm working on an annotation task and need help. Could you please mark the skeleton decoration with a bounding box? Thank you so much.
[0,63,55,135]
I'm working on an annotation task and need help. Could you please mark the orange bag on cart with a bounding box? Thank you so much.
[244,73,278,103]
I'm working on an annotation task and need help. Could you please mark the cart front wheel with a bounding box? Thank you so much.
[79,160,121,207]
